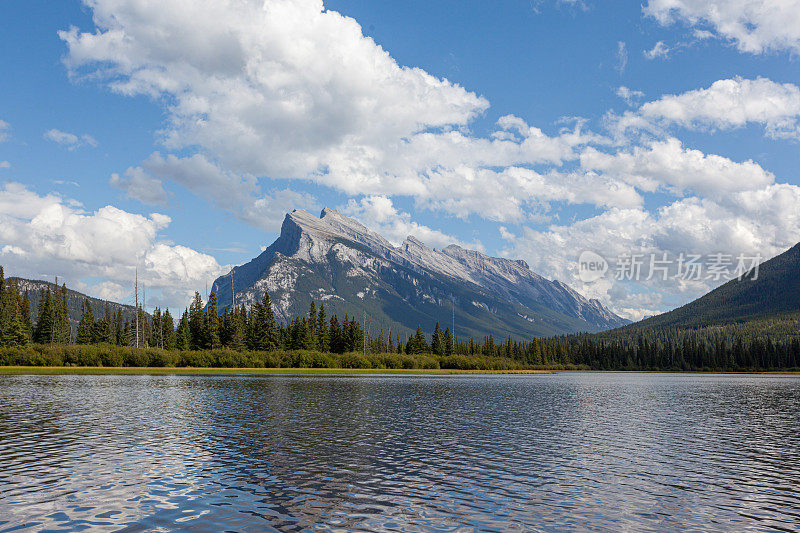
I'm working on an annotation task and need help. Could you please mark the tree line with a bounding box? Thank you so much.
[2,265,799,370]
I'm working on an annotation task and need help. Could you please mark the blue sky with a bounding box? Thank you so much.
[1,0,799,319]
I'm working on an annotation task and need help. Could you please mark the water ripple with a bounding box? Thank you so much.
[0,373,799,531]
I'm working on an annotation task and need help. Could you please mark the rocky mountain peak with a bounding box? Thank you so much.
[211,207,628,337]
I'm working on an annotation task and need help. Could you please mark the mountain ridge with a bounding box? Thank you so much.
[211,208,627,339]
[623,242,800,331]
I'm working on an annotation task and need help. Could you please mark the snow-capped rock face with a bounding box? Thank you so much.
[211,208,627,338]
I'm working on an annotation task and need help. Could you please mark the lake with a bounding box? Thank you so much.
[1,373,799,531]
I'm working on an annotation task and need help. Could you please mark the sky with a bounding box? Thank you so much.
[1,0,800,320]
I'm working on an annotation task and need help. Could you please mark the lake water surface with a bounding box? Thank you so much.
[1,372,799,532]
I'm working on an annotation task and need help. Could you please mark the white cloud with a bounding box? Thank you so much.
[503,183,800,319]
[645,0,800,54]
[92,280,128,302]
[613,77,800,140]
[0,161,10,169]
[141,152,318,231]
[44,128,99,150]
[342,195,484,250]
[61,0,615,224]
[644,40,670,59]
[0,182,226,309]
[616,86,644,105]
[616,41,628,73]
[110,166,169,205]
[0,120,9,142]
[61,0,487,180]
[580,137,775,198]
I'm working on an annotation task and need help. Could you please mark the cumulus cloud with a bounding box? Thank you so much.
[613,77,800,140]
[503,183,800,319]
[60,0,616,224]
[44,128,98,150]
[0,120,10,142]
[60,0,487,180]
[343,195,484,251]
[645,0,800,54]
[0,182,226,309]
[580,137,775,198]
[110,166,169,205]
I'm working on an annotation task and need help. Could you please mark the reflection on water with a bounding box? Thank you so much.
[1,373,799,531]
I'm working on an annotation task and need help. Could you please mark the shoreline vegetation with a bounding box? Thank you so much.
[0,365,553,375]
[2,266,799,373]
[0,344,547,372]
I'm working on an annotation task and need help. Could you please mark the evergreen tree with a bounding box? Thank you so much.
[162,308,176,350]
[431,322,444,355]
[307,301,317,349]
[251,292,277,351]
[20,289,32,341]
[225,306,246,350]
[176,309,191,350]
[316,303,328,352]
[0,280,26,346]
[329,314,343,353]
[93,304,114,344]
[76,299,95,344]
[205,291,220,349]
[53,285,71,344]
[34,289,55,344]
[114,310,125,345]
[443,328,453,356]
[188,292,204,350]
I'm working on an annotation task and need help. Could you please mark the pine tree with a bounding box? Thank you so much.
[431,322,444,355]
[188,292,204,350]
[21,289,32,341]
[329,314,342,353]
[114,310,125,345]
[1,280,26,346]
[176,309,190,350]
[53,285,71,344]
[251,292,277,351]
[76,299,95,344]
[162,308,176,350]
[443,327,453,356]
[225,306,246,351]
[93,304,114,344]
[34,289,55,344]
[205,291,220,350]
[307,301,317,349]
[316,303,328,352]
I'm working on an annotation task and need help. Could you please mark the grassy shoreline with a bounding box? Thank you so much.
[1,366,797,376]
[0,366,554,376]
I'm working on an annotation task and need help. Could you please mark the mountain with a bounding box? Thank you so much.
[211,208,627,339]
[627,242,800,330]
[10,277,142,332]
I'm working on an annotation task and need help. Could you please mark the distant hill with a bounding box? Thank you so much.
[10,277,143,332]
[627,242,800,330]
[211,208,627,340]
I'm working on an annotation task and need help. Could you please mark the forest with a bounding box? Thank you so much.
[1,266,798,371]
